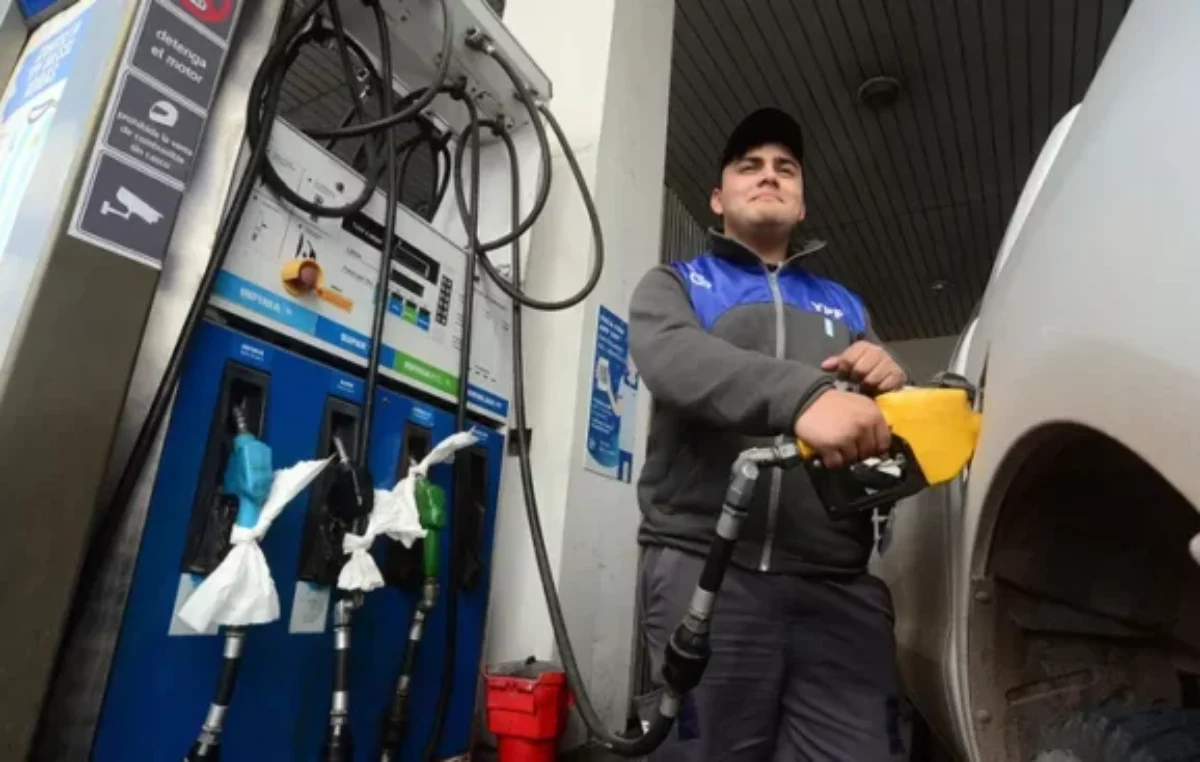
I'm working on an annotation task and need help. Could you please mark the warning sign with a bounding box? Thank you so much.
[171,0,238,43]
[104,72,204,184]
[132,2,225,109]
[67,0,242,268]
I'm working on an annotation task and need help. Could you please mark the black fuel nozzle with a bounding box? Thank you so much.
[326,435,373,525]
[807,437,928,520]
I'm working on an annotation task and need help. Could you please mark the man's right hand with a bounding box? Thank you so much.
[794,389,891,469]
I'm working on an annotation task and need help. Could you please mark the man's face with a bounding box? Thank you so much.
[710,143,805,237]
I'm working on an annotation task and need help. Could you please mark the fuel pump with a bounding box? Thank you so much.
[28,0,657,757]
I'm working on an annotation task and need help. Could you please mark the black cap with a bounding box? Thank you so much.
[721,107,805,169]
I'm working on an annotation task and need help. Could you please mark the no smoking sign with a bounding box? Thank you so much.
[173,0,237,41]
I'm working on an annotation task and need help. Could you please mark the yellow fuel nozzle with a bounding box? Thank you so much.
[796,384,982,516]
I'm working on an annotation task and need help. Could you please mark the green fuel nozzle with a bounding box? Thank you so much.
[415,478,446,578]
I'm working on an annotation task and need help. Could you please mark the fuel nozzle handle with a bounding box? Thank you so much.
[326,434,374,527]
[795,385,980,484]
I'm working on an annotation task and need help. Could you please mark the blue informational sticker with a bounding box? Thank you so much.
[329,371,364,403]
[6,4,87,119]
[584,306,639,483]
[0,0,93,263]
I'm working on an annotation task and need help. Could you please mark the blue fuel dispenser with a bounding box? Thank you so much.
[93,320,503,760]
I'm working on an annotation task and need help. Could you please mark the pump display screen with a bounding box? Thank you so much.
[342,212,441,285]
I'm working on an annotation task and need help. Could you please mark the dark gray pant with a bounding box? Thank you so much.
[637,545,911,761]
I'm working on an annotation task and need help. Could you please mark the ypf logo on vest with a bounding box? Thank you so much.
[688,270,713,290]
[810,301,845,321]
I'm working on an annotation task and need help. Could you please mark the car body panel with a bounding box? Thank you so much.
[877,1,1200,758]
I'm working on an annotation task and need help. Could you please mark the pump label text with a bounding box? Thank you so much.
[70,0,242,268]
[131,2,224,110]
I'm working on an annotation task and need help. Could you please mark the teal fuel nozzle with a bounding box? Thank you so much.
[223,405,274,529]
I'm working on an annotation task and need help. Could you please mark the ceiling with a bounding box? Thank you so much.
[665,0,1132,340]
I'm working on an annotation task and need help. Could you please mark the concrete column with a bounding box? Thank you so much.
[482,0,675,736]
[0,1,25,89]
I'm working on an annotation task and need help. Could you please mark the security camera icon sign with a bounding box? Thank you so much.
[101,187,164,225]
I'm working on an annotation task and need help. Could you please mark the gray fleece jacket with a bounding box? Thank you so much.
[629,232,900,575]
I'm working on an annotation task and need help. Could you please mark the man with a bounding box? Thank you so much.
[629,107,910,760]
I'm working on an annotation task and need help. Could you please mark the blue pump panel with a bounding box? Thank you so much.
[94,320,505,760]
[17,0,58,20]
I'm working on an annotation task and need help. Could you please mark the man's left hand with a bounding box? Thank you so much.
[821,341,906,395]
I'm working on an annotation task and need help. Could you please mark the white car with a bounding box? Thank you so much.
[874,1,1200,760]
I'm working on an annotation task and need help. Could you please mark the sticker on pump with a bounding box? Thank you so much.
[171,0,239,43]
[180,0,234,23]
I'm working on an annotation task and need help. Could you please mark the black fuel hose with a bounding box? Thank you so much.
[303,0,453,140]
[488,124,679,757]
[376,83,480,762]
[452,44,552,256]
[473,77,773,759]
[416,83,484,762]
[452,37,601,312]
[504,159,782,750]
[414,35,616,750]
[318,0,399,757]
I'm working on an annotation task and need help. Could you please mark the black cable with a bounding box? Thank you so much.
[184,626,246,759]
[354,0,396,469]
[433,134,453,213]
[248,26,390,219]
[325,0,371,126]
[468,93,684,757]
[322,0,376,165]
[460,37,553,254]
[452,41,602,311]
[324,103,357,152]
[397,137,422,200]
[425,132,441,211]
[305,0,453,139]
[419,85,483,762]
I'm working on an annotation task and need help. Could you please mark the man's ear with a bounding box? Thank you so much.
[710,187,724,217]
[796,167,806,223]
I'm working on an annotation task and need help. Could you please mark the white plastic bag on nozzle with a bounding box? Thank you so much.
[336,486,399,593]
[337,429,482,593]
[178,456,335,632]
